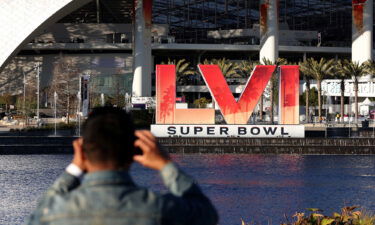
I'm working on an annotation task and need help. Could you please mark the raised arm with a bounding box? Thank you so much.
[133,130,218,225]
[45,139,85,195]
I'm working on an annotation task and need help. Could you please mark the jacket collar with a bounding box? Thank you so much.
[81,170,135,187]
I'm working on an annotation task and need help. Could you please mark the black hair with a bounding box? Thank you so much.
[82,107,136,168]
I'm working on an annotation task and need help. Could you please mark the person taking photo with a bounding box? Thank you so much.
[26,107,218,225]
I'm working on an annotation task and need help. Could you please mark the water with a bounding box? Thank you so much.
[1,154,375,225]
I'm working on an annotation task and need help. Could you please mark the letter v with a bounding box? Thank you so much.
[198,65,276,124]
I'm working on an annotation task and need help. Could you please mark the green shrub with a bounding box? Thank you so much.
[193,97,210,108]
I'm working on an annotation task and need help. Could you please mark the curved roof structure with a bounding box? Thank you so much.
[0,0,91,71]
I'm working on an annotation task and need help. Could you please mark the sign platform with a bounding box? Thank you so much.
[151,125,305,138]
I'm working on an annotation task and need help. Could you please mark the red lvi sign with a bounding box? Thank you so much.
[156,65,299,125]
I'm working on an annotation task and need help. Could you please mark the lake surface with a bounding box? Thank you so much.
[0,154,375,225]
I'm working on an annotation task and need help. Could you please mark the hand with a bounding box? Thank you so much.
[133,130,170,171]
[72,138,86,171]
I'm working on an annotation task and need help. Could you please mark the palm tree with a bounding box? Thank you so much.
[262,57,288,124]
[339,60,367,123]
[238,60,264,121]
[299,58,335,121]
[364,59,375,76]
[164,59,195,85]
[203,58,239,111]
[203,58,239,78]
[335,60,352,122]
[238,60,259,78]
[299,60,313,123]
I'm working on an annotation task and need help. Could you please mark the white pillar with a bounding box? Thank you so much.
[259,0,278,63]
[352,0,373,64]
[132,0,152,97]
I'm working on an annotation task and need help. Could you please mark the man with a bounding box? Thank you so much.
[26,107,218,225]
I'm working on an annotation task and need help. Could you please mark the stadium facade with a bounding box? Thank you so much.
[0,0,374,116]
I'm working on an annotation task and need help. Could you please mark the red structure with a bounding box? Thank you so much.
[156,64,300,125]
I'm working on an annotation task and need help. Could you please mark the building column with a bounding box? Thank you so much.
[352,0,373,64]
[132,0,152,97]
[259,0,279,63]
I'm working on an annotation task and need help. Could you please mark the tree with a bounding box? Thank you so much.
[193,97,210,108]
[363,59,375,75]
[262,57,288,124]
[335,60,352,122]
[338,60,367,123]
[111,74,125,107]
[164,59,195,85]
[0,94,17,113]
[203,58,239,78]
[299,58,335,121]
[49,55,80,123]
[299,60,313,122]
[202,58,240,113]
[300,87,319,112]
[238,60,259,78]
[15,94,36,118]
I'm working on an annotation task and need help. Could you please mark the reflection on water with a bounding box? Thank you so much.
[0,154,375,225]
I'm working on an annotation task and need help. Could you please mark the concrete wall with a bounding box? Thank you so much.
[158,137,375,154]
[0,136,374,154]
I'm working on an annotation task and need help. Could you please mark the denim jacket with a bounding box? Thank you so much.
[26,163,218,225]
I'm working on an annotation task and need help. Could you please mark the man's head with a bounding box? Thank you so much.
[74,107,136,171]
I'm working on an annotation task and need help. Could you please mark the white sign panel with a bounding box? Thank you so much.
[132,97,155,104]
[132,97,155,109]
[151,125,305,138]
[321,79,375,97]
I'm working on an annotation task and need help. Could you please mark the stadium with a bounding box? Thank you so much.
[0,0,374,121]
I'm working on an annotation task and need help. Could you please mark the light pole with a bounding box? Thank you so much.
[125,92,130,112]
[372,116,374,138]
[101,93,105,106]
[23,71,26,126]
[324,91,328,138]
[326,92,330,124]
[77,75,82,136]
[54,91,57,136]
[34,63,40,126]
[349,92,352,137]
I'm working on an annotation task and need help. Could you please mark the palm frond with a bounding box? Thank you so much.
[205,58,240,78]
[300,57,335,82]
[364,60,375,75]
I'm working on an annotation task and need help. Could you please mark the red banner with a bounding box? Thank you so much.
[353,0,367,31]
[143,0,152,28]
[260,0,269,36]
